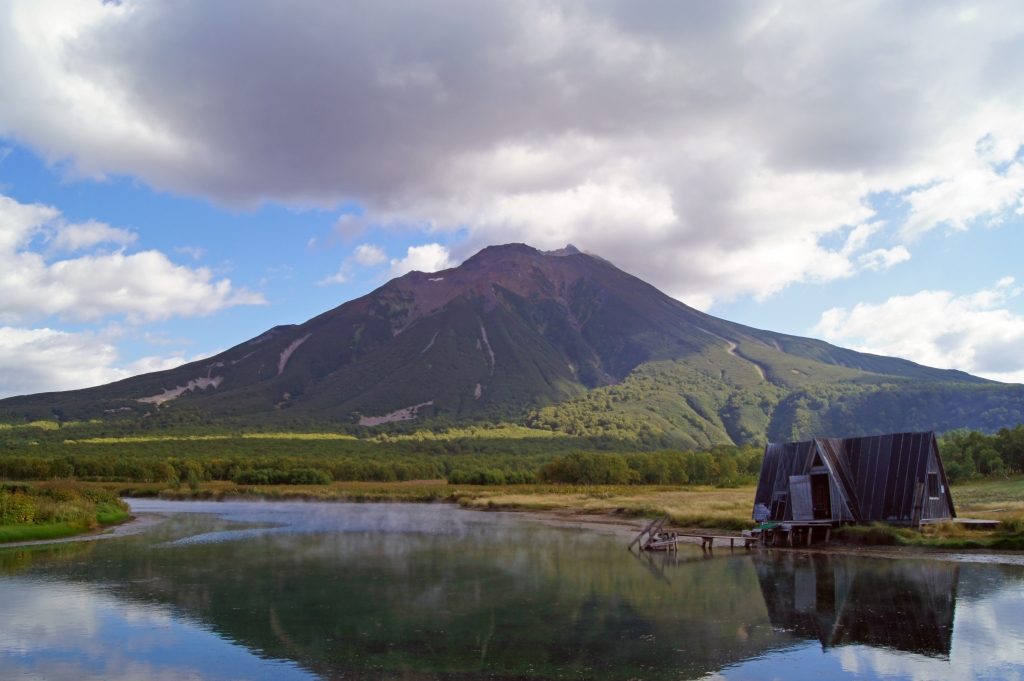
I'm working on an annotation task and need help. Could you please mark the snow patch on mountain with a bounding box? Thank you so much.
[479,323,495,374]
[358,401,434,426]
[137,376,224,405]
[278,334,312,375]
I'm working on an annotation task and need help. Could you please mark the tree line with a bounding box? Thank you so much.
[1,425,1021,486]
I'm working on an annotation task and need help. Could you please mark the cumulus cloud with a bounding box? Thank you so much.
[47,219,136,252]
[813,278,1024,382]
[859,246,911,271]
[0,326,196,398]
[0,194,264,323]
[389,243,453,277]
[352,243,387,267]
[2,2,1024,303]
[319,243,391,284]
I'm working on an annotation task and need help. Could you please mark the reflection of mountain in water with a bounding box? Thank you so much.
[12,509,789,681]
[755,554,958,658]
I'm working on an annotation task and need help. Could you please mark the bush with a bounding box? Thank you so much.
[288,468,332,485]
[232,469,291,485]
[232,468,332,485]
[999,517,1024,534]
[832,523,910,546]
[0,490,36,524]
[539,452,639,485]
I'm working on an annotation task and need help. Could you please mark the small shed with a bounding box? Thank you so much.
[753,431,955,527]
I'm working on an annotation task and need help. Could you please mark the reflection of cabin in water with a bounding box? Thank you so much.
[753,432,956,528]
[755,554,958,658]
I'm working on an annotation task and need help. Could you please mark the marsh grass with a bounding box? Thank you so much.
[10,475,1024,545]
[112,480,759,530]
[0,482,131,543]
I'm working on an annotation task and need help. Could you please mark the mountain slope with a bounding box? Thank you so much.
[2,243,1020,445]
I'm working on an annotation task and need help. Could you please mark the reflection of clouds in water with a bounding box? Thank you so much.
[0,583,105,655]
[835,582,1024,681]
[0,580,316,681]
[712,581,1024,681]
[130,500,495,547]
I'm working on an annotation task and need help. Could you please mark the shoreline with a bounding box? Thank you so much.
[4,491,1023,565]
[0,514,161,549]
[476,506,1024,566]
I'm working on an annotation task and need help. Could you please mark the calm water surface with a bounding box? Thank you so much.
[1,500,1023,680]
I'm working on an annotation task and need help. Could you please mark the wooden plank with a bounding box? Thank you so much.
[641,516,669,550]
[628,517,661,549]
[789,475,813,521]
[911,481,925,527]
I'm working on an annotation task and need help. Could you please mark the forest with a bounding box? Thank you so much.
[2,413,1021,487]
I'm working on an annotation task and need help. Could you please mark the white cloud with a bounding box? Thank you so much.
[352,243,387,266]
[319,243,391,285]
[0,326,197,398]
[319,271,349,285]
[48,219,136,252]
[859,246,911,271]
[174,245,204,260]
[389,243,453,277]
[2,3,1024,303]
[0,194,264,323]
[813,278,1024,382]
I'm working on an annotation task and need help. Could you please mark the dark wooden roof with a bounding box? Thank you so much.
[754,431,955,524]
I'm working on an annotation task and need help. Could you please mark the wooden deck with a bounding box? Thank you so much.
[747,521,834,547]
[628,516,752,551]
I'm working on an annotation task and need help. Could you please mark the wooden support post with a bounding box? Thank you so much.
[825,528,831,542]
[807,527,813,546]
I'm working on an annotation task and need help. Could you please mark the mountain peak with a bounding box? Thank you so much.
[544,244,583,257]
[0,242,1007,445]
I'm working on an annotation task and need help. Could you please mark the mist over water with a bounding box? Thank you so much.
[1,502,1022,680]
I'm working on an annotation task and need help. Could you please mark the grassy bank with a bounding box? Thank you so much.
[0,483,131,543]
[117,476,1024,543]
[4,475,1023,548]
[98,479,759,530]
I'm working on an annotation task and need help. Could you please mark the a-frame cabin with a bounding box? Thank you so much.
[753,431,955,527]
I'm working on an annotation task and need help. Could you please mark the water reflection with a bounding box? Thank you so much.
[0,501,1022,681]
[755,554,957,658]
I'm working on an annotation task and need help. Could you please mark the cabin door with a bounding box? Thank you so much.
[811,474,832,520]
[789,476,813,521]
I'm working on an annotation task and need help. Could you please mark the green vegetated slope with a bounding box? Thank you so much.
[1,243,1021,446]
[527,339,1024,447]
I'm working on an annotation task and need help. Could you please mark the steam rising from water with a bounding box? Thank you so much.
[128,500,496,548]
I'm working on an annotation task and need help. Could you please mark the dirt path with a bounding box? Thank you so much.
[696,327,767,381]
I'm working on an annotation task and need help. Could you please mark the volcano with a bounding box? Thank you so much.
[3,244,1020,446]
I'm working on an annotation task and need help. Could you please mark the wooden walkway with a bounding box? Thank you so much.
[628,516,754,552]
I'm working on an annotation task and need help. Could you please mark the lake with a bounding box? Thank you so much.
[1,500,1023,680]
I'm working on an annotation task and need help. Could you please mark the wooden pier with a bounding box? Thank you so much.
[628,517,754,552]
[746,521,834,547]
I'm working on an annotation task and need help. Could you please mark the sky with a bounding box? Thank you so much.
[2,0,1024,398]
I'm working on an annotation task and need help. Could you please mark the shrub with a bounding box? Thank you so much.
[288,468,332,485]
[0,491,37,524]
[539,452,640,485]
[832,523,909,546]
[999,517,1024,534]
[232,469,290,485]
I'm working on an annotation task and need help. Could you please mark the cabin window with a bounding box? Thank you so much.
[928,473,940,499]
